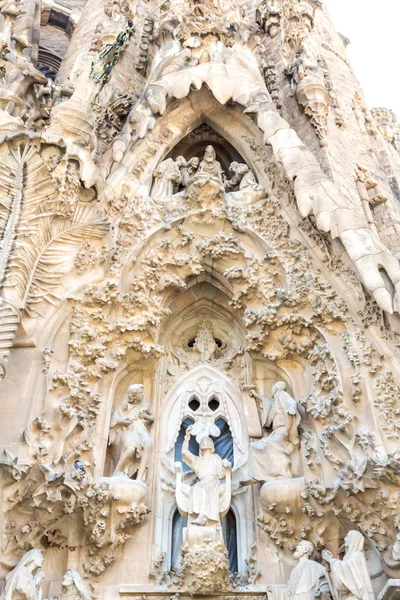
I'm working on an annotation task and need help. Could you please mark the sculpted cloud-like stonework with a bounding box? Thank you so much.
[0,1,400,600]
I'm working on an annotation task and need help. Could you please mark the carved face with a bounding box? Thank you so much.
[62,570,74,587]
[33,552,44,569]
[128,384,144,403]
[293,540,313,559]
[204,145,216,163]
[200,436,214,455]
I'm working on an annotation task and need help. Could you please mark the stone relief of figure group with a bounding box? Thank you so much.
[106,377,377,600]
[150,144,267,208]
[2,380,377,599]
[0,550,92,600]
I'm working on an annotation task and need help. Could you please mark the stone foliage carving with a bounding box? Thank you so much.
[1,0,400,598]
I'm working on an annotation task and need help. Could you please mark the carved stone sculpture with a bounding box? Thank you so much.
[288,541,332,600]
[245,382,301,483]
[176,425,231,527]
[56,570,92,600]
[108,384,154,481]
[0,53,47,119]
[322,531,375,600]
[371,107,396,143]
[225,161,267,205]
[286,46,330,144]
[2,549,44,600]
[256,0,282,38]
[175,425,231,593]
[150,156,186,201]
[186,145,225,206]
[2,0,400,598]
[193,320,217,362]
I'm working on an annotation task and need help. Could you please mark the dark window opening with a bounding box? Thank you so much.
[208,397,220,411]
[188,397,200,411]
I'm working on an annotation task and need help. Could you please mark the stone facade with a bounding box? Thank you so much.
[1,1,400,600]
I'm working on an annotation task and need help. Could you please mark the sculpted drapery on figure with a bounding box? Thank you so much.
[108,384,154,482]
[150,156,187,201]
[288,541,332,600]
[245,381,301,483]
[2,549,44,600]
[179,425,231,527]
[322,531,375,600]
[194,145,224,186]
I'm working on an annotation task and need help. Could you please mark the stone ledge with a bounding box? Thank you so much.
[378,580,400,600]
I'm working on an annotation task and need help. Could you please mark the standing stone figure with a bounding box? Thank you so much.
[193,320,217,362]
[2,549,44,600]
[181,425,230,526]
[322,531,375,600]
[108,384,154,482]
[150,157,186,201]
[56,570,91,600]
[288,541,332,600]
[245,381,301,483]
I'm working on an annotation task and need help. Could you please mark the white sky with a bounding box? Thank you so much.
[326,0,400,116]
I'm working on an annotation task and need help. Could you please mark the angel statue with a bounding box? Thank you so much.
[2,549,45,600]
[55,569,92,600]
[175,425,231,527]
[241,381,301,485]
[108,384,154,482]
[322,531,375,600]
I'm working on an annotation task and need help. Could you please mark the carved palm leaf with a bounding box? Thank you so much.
[0,145,58,288]
[6,202,108,316]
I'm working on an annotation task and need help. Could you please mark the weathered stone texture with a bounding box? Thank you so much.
[1,1,400,600]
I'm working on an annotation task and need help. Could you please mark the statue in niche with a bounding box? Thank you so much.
[2,549,45,600]
[322,531,375,600]
[178,425,231,526]
[193,145,224,185]
[150,156,186,201]
[108,384,154,482]
[179,157,200,188]
[225,161,266,205]
[185,144,225,205]
[242,382,301,484]
[193,320,217,362]
[288,541,332,600]
[55,570,92,600]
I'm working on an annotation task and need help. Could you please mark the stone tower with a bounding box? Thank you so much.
[1,1,400,599]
